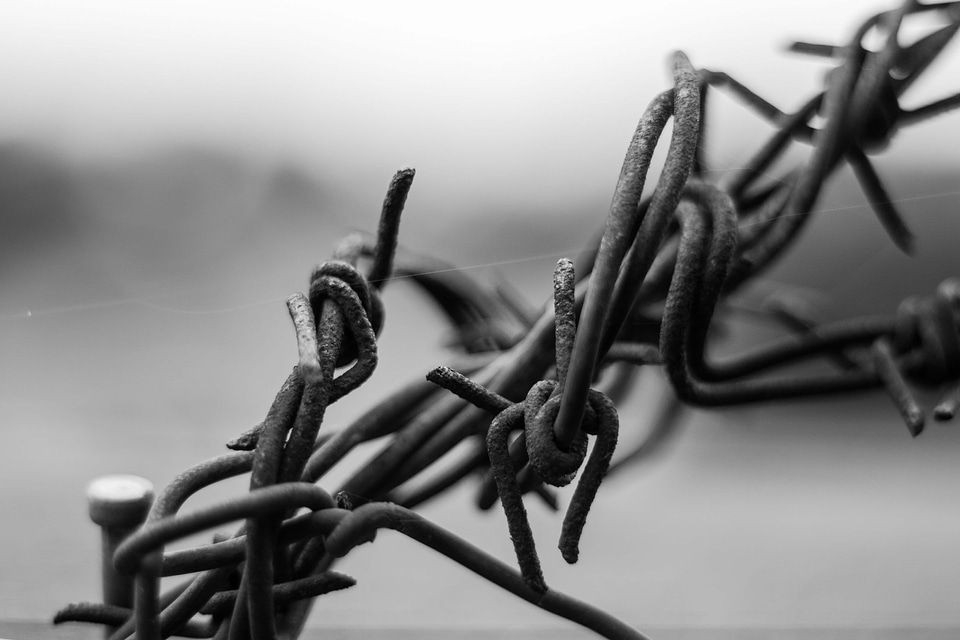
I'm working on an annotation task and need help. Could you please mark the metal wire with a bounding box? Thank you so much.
[54,2,960,639]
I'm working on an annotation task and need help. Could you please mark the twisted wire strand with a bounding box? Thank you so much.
[54,3,960,638]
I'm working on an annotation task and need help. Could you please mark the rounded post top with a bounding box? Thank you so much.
[87,475,155,529]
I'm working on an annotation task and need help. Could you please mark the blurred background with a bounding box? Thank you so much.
[2,0,960,637]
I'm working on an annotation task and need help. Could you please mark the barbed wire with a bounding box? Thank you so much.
[55,1,960,638]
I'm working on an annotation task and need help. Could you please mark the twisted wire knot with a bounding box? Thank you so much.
[476,377,618,590]
[892,280,960,386]
[822,64,901,152]
[523,380,592,487]
[309,260,384,370]
[544,386,620,564]
[428,257,622,590]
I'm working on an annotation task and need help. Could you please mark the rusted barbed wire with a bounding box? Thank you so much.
[55,2,960,639]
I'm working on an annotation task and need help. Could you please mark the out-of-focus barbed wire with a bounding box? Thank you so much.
[55,1,960,638]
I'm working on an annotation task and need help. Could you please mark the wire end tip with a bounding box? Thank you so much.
[933,404,956,422]
[425,366,447,383]
[893,231,917,256]
[906,410,925,437]
[559,544,580,565]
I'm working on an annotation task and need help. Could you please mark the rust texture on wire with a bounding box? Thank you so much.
[55,2,960,639]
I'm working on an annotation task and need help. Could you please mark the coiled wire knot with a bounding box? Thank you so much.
[891,280,960,386]
[523,380,592,487]
[309,259,383,371]
[430,258,620,593]
[481,378,619,592]
[871,278,960,433]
